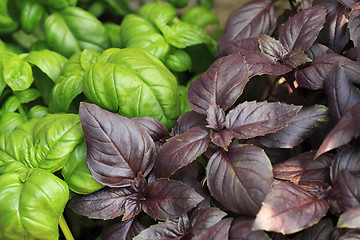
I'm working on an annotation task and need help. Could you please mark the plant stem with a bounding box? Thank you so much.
[59,214,75,240]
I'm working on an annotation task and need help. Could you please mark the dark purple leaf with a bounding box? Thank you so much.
[132,117,169,142]
[313,0,341,11]
[259,105,329,148]
[351,101,360,131]
[217,38,260,57]
[69,187,130,219]
[338,170,360,210]
[338,0,360,8]
[206,101,226,131]
[188,54,249,115]
[283,49,312,68]
[300,0,314,9]
[331,144,360,183]
[172,111,207,135]
[279,6,327,52]
[295,54,360,90]
[143,179,204,220]
[189,207,227,234]
[79,103,155,187]
[133,219,185,240]
[338,205,360,229]
[207,144,273,216]
[330,228,360,240]
[123,194,144,221]
[253,181,329,234]
[217,0,276,49]
[316,102,360,157]
[226,101,301,139]
[317,4,350,53]
[258,35,287,61]
[305,43,334,60]
[349,3,360,48]
[103,218,145,240]
[229,217,269,240]
[243,51,292,77]
[324,63,360,120]
[291,219,333,240]
[273,151,333,184]
[191,218,232,240]
[344,47,359,60]
[209,129,233,150]
[155,127,210,178]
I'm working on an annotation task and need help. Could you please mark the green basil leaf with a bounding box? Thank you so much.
[84,48,181,129]
[25,50,67,83]
[126,33,170,61]
[0,119,38,174]
[61,51,84,74]
[44,7,109,57]
[3,53,33,91]
[2,95,21,112]
[36,0,77,10]
[156,20,215,48]
[179,85,191,114]
[120,14,157,46]
[197,0,213,9]
[105,22,122,48]
[102,0,133,16]
[0,112,26,135]
[80,49,99,70]
[0,38,7,52]
[27,105,49,119]
[13,88,41,103]
[165,49,192,72]
[49,71,84,113]
[61,141,104,194]
[0,169,69,239]
[0,0,19,34]
[20,1,45,34]
[32,113,84,172]
[181,6,219,28]
[138,3,176,25]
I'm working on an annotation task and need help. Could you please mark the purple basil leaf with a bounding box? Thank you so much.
[331,144,360,184]
[207,144,273,216]
[259,105,329,148]
[69,187,130,219]
[155,127,210,178]
[338,0,360,8]
[258,35,287,61]
[324,63,360,120]
[291,219,333,240]
[217,0,276,49]
[338,205,360,229]
[217,37,260,57]
[132,117,169,142]
[143,179,204,220]
[102,218,145,240]
[188,53,249,115]
[243,51,292,77]
[206,101,226,131]
[349,3,360,48]
[273,151,333,184]
[295,54,360,90]
[253,181,329,234]
[316,102,360,157]
[283,49,312,68]
[301,0,314,9]
[338,170,360,210]
[172,111,207,135]
[317,4,350,53]
[330,228,360,240]
[133,219,185,240]
[79,103,155,187]
[226,101,301,139]
[209,129,233,150]
[189,207,227,234]
[305,43,334,60]
[351,101,360,131]
[313,0,341,11]
[279,5,327,52]
[191,218,232,240]
[123,193,143,221]
[229,217,269,240]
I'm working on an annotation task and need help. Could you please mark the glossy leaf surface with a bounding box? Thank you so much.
[229,217,270,240]
[338,205,360,229]
[79,103,155,187]
[207,144,273,216]
[331,144,360,183]
[102,218,145,240]
[349,4,360,47]
[192,218,232,240]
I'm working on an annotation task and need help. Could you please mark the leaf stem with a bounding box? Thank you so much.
[59,214,75,240]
